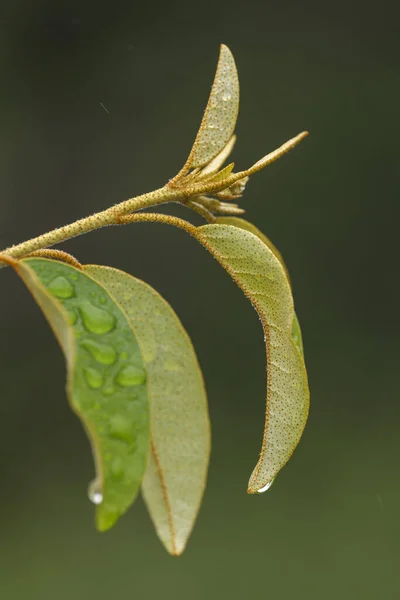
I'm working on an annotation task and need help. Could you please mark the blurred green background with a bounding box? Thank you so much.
[1,0,399,598]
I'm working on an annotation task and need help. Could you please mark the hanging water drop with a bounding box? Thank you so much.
[88,479,103,505]
[257,479,275,493]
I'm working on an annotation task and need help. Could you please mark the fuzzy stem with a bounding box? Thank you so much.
[116,213,198,236]
[0,185,181,268]
[0,131,308,269]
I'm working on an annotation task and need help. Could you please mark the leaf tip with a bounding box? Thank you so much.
[247,477,275,495]
[95,507,120,532]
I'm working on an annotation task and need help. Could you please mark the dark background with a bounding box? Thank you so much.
[1,1,399,598]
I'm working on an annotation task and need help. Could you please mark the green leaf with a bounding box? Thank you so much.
[183,44,239,171]
[291,313,304,356]
[215,217,305,356]
[84,265,210,556]
[195,223,309,493]
[200,134,236,176]
[12,258,150,531]
[215,217,289,280]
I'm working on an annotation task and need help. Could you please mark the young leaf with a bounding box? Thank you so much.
[84,265,210,556]
[195,224,309,493]
[9,258,150,531]
[180,44,239,173]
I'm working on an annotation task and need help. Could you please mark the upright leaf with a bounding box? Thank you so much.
[10,258,150,531]
[195,224,309,493]
[85,265,210,555]
[182,44,239,172]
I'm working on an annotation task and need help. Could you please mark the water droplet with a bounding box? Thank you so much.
[88,479,103,504]
[48,276,75,299]
[109,414,134,443]
[120,352,128,360]
[84,367,104,389]
[69,273,79,281]
[222,92,231,101]
[79,301,115,335]
[81,339,117,365]
[103,384,115,396]
[67,309,78,325]
[163,358,183,372]
[111,457,124,479]
[257,479,275,493]
[116,364,146,387]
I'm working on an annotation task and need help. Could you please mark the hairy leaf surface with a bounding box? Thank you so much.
[195,224,309,492]
[85,265,210,555]
[215,216,305,353]
[12,258,150,531]
[183,44,239,170]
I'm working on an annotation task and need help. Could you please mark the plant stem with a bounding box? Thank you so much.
[0,130,308,269]
[0,185,182,268]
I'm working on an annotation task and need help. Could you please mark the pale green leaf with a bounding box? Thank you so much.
[215,217,289,280]
[195,224,309,493]
[85,265,210,556]
[12,258,150,531]
[200,134,236,176]
[183,44,239,171]
[199,162,235,184]
[215,217,305,355]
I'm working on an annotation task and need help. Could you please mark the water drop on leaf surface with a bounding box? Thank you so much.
[48,276,75,299]
[79,301,115,334]
[84,367,104,389]
[109,414,135,443]
[80,339,117,365]
[116,364,146,387]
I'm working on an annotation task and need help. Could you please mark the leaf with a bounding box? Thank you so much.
[200,134,236,176]
[215,217,289,280]
[200,162,235,184]
[84,265,210,556]
[195,223,309,493]
[10,257,150,531]
[182,44,239,171]
[215,217,305,355]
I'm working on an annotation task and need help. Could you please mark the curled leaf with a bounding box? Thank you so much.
[85,265,210,555]
[216,217,305,353]
[181,44,239,173]
[10,257,150,531]
[195,223,309,492]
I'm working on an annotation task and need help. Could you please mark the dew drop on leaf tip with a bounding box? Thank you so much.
[257,479,275,494]
[88,480,103,505]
